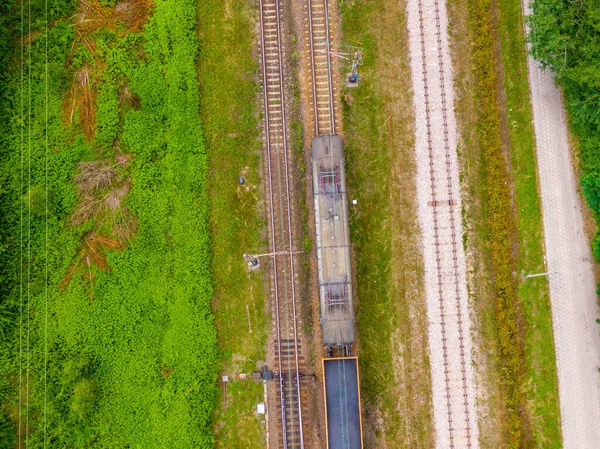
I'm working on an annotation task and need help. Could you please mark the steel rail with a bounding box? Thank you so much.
[259,0,305,447]
[258,2,287,446]
[307,0,320,135]
[274,0,305,446]
[416,0,474,445]
[322,0,336,135]
[307,0,336,135]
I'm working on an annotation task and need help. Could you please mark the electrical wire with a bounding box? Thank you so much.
[44,0,49,445]
[18,0,24,445]
[25,0,32,443]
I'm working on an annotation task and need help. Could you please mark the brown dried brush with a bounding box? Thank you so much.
[62,66,97,142]
[60,232,125,299]
[160,363,174,377]
[110,206,139,243]
[73,161,120,196]
[63,0,153,139]
[70,194,106,226]
[75,0,153,37]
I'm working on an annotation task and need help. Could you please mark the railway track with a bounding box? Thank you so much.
[307,0,338,135]
[258,1,305,448]
[409,0,478,446]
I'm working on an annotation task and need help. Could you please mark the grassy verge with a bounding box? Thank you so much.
[213,380,265,449]
[497,0,562,444]
[448,0,561,445]
[196,0,267,446]
[339,1,433,447]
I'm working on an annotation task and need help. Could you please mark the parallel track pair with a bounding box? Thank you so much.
[259,0,307,447]
[258,0,346,447]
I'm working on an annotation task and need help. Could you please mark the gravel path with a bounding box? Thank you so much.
[522,3,600,447]
[406,0,479,447]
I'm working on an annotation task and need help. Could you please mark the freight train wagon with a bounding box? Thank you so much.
[311,134,355,348]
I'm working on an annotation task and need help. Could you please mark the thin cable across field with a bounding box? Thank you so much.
[18,0,24,445]
[26,0,32,443]
[44,0,49,445]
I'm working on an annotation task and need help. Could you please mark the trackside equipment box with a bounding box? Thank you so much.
[323,357,363,449]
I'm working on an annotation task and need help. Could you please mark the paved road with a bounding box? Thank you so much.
[523,3,600,447]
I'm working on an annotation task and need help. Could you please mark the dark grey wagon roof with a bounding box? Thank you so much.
[323,358,363,449]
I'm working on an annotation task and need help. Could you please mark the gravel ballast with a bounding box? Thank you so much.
[406,0,479,447]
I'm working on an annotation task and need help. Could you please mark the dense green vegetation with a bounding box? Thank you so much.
[449,0,561,445]
[0,1,218,446]
[340,1,434,447]
[530,1,600,269]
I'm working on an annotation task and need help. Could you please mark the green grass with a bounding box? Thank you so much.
[448,0,561,445]
[497,0,561,444]
[196,0,267,446]
[340,1,433,447]
[0,1,220,446]
[452,0,532,444]
[213,380,265,449]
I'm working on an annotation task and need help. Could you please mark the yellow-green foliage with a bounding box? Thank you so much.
[467,0,528,445]
[498,0,561,444]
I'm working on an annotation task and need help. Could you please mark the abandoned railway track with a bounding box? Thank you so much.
[408,0,479,446]
[258,0,305,448]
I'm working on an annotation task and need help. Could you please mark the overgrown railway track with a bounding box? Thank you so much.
[411,0,478,446]
[258,0,305,448]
